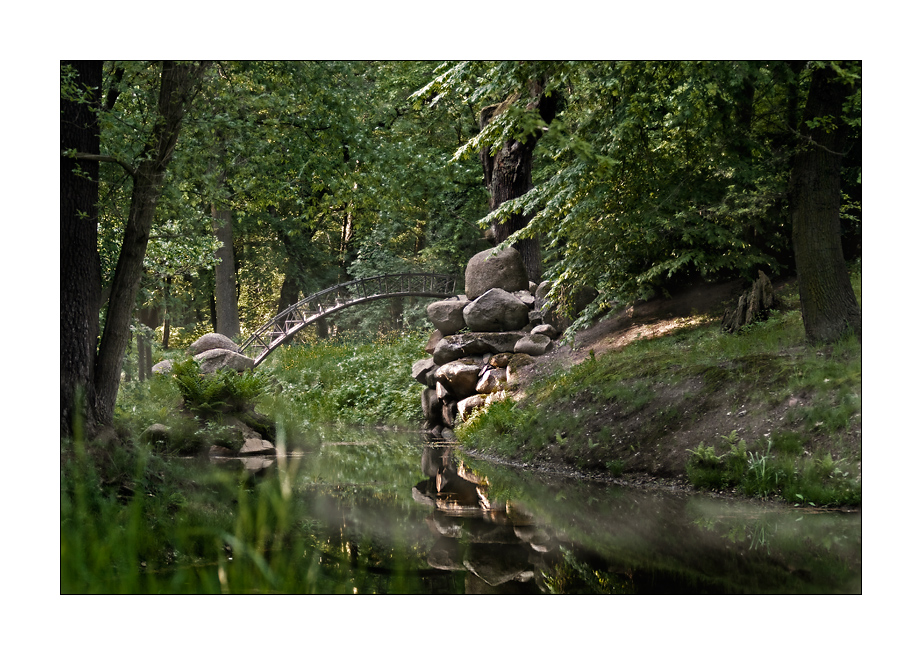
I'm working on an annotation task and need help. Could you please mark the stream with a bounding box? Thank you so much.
[204,426,861,594]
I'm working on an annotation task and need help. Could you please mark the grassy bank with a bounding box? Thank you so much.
[62,329,437,593]
[113,330,430,450]
[456,268,861,507]
[60,428,442,593]
[258,330,429,431]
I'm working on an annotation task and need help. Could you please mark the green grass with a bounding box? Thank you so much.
[60,420,451,593]
[455,265,861,506]
[257,329,430,430]
[685,432,860,505]
[114,329,431,454]
[64,328,453,593]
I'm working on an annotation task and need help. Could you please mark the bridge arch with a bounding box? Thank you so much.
[239,273,458,366]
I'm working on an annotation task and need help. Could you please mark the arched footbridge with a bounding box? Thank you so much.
[240,273,458,366]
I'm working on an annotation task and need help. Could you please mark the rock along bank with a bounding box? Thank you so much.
[411,247,595,440]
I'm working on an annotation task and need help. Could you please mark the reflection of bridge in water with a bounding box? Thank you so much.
[240,273,458,366]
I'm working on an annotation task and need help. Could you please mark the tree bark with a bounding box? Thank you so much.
[213,202,240,337]
[93,61,208,425]
[789,63,861,344]
[137,304,160,381]
[161,276,172,349]
[277,269,300,316]
[137,331,148,382]
[479,83,557,283]
[61,60,103,437]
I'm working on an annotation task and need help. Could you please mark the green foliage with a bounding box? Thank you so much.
[87,60,488,363]
[685,433,860,506]
[686,432,749,490]
[456,397,526,456]
[418,61,861,331]
[60,429,442,593]
[259,330,430,428]
[171,358,271,417]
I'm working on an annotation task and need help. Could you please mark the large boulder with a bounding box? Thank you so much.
[424,330,443,355]
[435,361,482,399]
[505,353,535,386]
[515,334,553,356]
[421,388,442,425]
[531,323,559,339]
[512,290,536,308]
[457,394,488,421]
[432,331,527,365]
[476,368,507,394]
[465,247,529,300]
[188,332,240,356]
[463,288,530,332]
[141,423,171,449]
[193,348,255,374]
[426,299,470,335]
[411,358,438,386]
[238,436,277,456]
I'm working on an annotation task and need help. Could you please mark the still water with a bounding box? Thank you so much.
[212,427,860,594]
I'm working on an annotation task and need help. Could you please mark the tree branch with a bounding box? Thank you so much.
[68,151,137,177]
[788,125,851,157]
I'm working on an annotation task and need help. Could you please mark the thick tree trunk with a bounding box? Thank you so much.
[61,60,103,437]
[93,61,208,425]
[277,275,299,315]
[213,203,240,337]
[790,64,861,344]
[479,85,556,283]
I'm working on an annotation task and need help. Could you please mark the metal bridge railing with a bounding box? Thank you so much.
[239,273,458,365]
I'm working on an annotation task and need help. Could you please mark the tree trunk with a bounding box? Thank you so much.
[137,305,160,381]
[479,84,557,283]
[790,63,861,344]
[93,61,208,425]
[161,276,172,349]
[277,268,300,315]
[61,61,103,436]
[213,202,240,337]
[136,331,148,382]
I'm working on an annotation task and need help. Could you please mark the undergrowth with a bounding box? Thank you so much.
[258,329,430,429]
[60,419,439,593]
[685,431,860,505]
[457,265,861,507]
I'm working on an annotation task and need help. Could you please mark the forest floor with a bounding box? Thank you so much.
[461,275,863,500]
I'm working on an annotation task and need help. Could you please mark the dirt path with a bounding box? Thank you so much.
[519,277,753,384]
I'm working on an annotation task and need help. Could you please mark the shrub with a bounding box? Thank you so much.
[171,358,270,416]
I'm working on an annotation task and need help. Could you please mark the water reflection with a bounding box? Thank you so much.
[202,428,859,593]
[409,435,860,594]
[412,440,556,592]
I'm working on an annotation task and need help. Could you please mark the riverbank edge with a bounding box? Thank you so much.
[445,272,862,508]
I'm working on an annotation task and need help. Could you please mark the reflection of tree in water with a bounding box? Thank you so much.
[412,439,623,593]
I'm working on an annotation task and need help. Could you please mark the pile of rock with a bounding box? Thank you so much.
[412,247,569,439]
[146,333,274,457]
[152,332,256,376]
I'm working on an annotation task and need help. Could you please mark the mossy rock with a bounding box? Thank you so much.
[506,353,536,373]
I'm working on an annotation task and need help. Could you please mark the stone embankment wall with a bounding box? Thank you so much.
[411,247,583,439]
